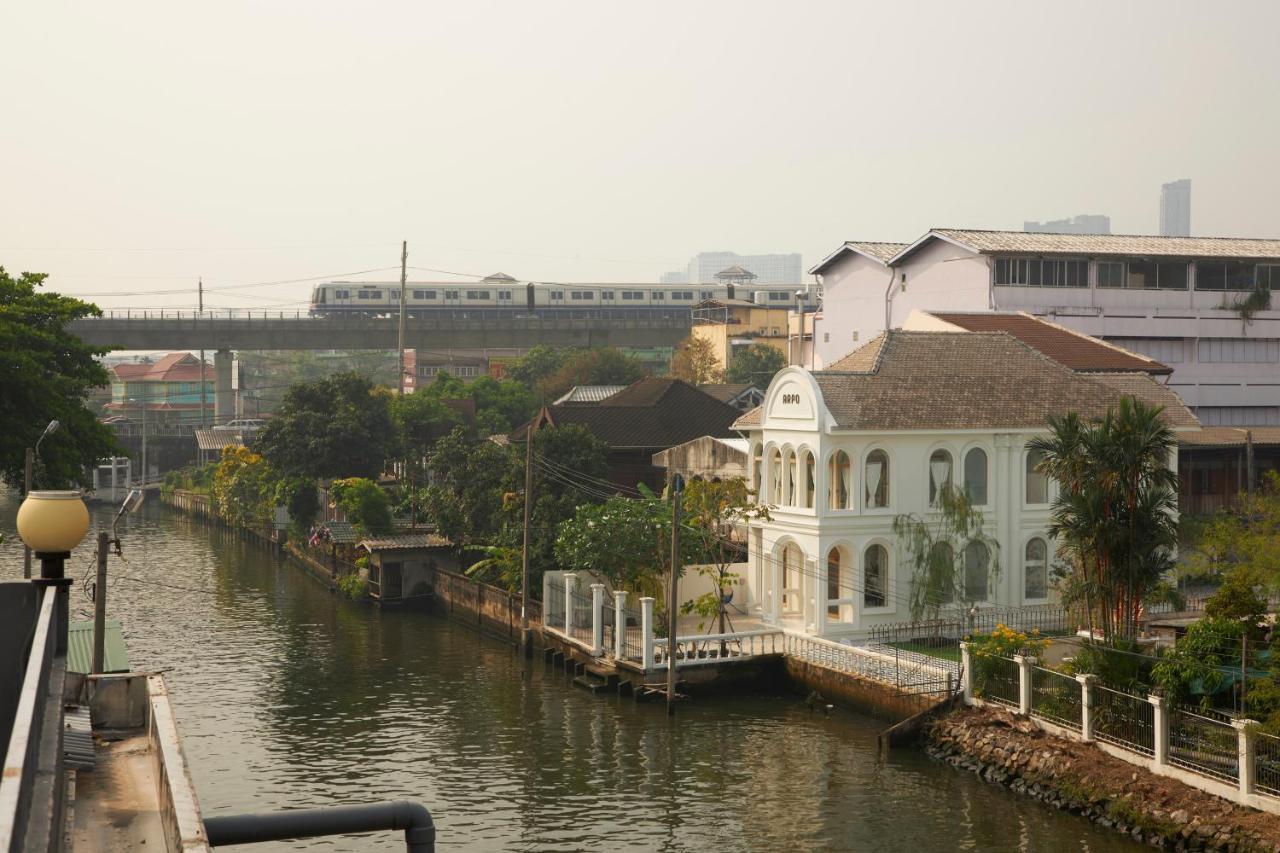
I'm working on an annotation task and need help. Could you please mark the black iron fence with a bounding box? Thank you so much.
[1094,685,1155,756]
[1168,707,1239,783]
[1258,731,1280,798]
[569,588,594,645]
[972,654,1020,709]
[868,604,1074,650]
[1030,666,1082,732]
[545,576,565,629]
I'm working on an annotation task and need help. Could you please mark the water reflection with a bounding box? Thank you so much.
[0,494,1137,851]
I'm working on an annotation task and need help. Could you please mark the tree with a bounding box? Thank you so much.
[725,343,787,387]
[1029,397,1179,641]
[1189,471,1280,590]
[255,372,393,480]
[554,495,675,595]
[679,477,770,637]
[421,428,511,549]
[505,345,573,390]
[893,483,1001,622]
[670,335,723,385]
[465,545,523,593]
[0,267,121,489]
[329,477,393,536]
[536,348,647,400]
[211,446,276,527]
[274,475,320,536]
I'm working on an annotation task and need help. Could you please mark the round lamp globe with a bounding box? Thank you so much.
[17,490,90,554]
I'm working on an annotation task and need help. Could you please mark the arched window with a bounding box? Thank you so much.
[752,444,763,496]
[803,451,816,508]
[928,449,953,506]
[865,449,889,509]
[769,448,782,505]
[827,547,855,622]
[964,448,988,505]
[928,542,954,605]
[785,450,797,506]
[964,541,990,602]
[1024,538,1048,600]
[828,451,851,510]
[863,544,888,608]
[781,543,803,616]
[1026,448,1049,505]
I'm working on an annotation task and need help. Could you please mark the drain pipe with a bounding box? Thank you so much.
[205,801,435,852]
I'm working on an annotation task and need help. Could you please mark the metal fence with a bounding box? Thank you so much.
[1168,707,1239,784]
[783,635,956,696]
[569,588,594,645]
[972,654,1020,708]
[545,576,565,628]
[1257,731,1280,798]
[1094,685,1155,756]
[1030,666,1082,732]
[868,604,1074,649]
[620,604,644,661]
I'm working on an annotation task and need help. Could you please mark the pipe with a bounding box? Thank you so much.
[204,801,435,852]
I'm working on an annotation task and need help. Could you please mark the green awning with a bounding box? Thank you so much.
[67,619,130,674]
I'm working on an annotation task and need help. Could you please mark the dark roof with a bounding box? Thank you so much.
[698,383,758,403]
[735,331,1200,432]
[516,377,741,449]
[927,312,1173,375]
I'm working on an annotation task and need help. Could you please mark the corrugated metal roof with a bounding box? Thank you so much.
[67,619,130,675]
[359,533,453,551]
[63,705,95,770]
[906,229,1280,261]
[553,385,627,404]
[194,429,244,451]
[325,521,357,543]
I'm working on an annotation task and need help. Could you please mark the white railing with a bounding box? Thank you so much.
[650,629,784,670]
[785,633,955,694]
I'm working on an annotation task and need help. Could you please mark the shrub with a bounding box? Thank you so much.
[337,571,367,600]
[967,623,1049,697]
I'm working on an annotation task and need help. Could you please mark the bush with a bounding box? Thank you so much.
[336,571,367,599]
[967,624,1049,697]
[329,477,392,536]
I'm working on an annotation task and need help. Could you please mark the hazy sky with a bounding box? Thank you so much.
[3,0,1278,310]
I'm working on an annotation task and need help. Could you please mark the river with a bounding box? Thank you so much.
[0,494,1140,852]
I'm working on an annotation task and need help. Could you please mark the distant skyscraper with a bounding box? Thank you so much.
[659,270,687,284]
[1024,214,1111,235]
[1160,179,1191,237]
[669,251,803,284]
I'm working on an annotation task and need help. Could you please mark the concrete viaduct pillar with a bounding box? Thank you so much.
[214,349,234,424]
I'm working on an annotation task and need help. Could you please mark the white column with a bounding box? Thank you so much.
[805,557,818,634]
[1150,694,1169,766]
[640,596,655,671]
[1014,655,1034,716]
[959,641,973,705]
[1235,718,1258,796]
[613,590,628,659]
[563,572,576,635]
[590,583,605,657]
[814,549,828,637]
[1076,674,1096,742]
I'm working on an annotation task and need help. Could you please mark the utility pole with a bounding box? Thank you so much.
[397,241,408,395]
[93,530,109,674]
[519,415,537,658]
[667,474,684,715]
[140,398,148,487]
[22,447,33,578]
[199,277,208,430]
[1246,429,1255,496]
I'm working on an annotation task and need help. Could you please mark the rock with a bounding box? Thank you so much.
[1171,810,1190,825]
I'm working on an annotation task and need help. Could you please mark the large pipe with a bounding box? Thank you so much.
[204,801,435,852]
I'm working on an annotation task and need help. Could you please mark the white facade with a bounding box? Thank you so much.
[812,232,1280,425]
[741,368,1062,638]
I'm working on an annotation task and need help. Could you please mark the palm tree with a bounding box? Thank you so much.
[1029,397,1178,642]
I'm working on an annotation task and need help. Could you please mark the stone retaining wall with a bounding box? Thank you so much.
[928,707,1280,851]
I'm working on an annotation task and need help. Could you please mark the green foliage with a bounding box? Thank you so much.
[1064,638,1154,694]
[669,334,723,385]
[536,348,647,401]
[1028,397,1179,641]
[255,372,393,480]
[893,484,1001,621]
[0,267,122,489]
[1221,286,1272,325]
[554,495,687,593]
[336,571,368,599]
[465,545,522,593]
[421,428,511,548]
[1204,567,1269,624]
[237,350,398,413]
[1188,470,1280,591]
[1151,617,1250,707]
[274,476,320,535]
[968,624,1049,698]
[504,345,571,389]
[678,478,770,632]
[162,463,215,495]
[211,446,276,527]
[329,477,392,536]
[725,343,787,387]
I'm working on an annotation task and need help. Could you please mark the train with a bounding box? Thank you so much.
[308,274,807,319]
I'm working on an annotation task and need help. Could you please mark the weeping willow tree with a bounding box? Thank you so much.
[1028,397,1178,642]
[894,483,1001,623]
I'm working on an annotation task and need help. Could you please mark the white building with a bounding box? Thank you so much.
[661,251,804,285]
[733,329,1198,638]
[1024,214,1111,235]
[809,229,1280,426]
[1161,179,1192,238]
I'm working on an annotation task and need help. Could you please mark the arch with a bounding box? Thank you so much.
[928,448,954,506]
[803,449,816,508]
[1025,447,1049,505]
[827,450,852,510]
[768,446,783,505]
[864,448,890,509]
[927,541,955,606]
[862,542,889,609]
[963,447,988,505]
[827,544,855,622]
[779,540,804,617]
[1024,536,1048,601]
[964,541,990,603]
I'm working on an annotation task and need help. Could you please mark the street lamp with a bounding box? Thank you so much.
[22,419,60,579]
[17,489,90,651]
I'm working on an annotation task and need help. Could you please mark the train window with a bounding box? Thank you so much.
[358,290,380,300]
[672,291,693,300]
[497,290,512,300]
[466,290,491,300]
[571,291,594,300]
[769,292,789,301]
[550,291,564,300]
[445,290,459,300]
[413,290,437,300]
[601,291,614,300]
[700,290,714,300]
[335,290,350,299]
[652,292,664,300]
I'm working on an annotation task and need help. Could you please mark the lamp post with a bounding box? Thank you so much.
[22,419,60,579]
[17,490,91,653]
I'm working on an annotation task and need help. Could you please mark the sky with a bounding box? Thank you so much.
[3,0,1279,311]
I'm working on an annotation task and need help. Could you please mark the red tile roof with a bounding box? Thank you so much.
[109,353,210,383]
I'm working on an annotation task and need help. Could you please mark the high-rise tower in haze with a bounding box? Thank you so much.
[1160,179,1191,237]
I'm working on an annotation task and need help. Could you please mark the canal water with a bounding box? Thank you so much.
[0,495,1141,852]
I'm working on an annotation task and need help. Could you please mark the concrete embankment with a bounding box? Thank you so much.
[927,707,1280,851]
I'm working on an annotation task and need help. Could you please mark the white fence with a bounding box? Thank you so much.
[786,634,956,695]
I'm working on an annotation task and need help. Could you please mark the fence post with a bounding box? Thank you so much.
[1150,694,1169,766]
[613,590,628,660]
[563,573,576,635]
[1076,674,1096,742]
[640,596,655,671]
[590,583,605,657]
[959,641,973,705]
[1234,718,1258,797]
[1014,655,1034,716]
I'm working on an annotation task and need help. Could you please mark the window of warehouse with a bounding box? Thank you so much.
[994,258,1088,287]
